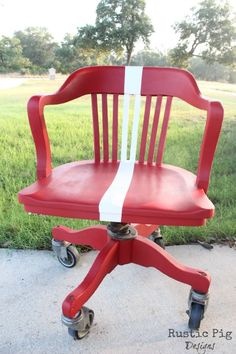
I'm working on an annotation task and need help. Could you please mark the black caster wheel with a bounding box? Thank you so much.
[149,229,165,249]
[67,307,94,340]
[188,302,204,330]
[68,327,81,340]
[153,236,165,249]
[57,245,80,268]
[68,327,90,340]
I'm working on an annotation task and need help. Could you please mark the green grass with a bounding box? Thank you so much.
[0,78,235,249]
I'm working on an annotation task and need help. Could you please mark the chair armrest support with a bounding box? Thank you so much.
[27,74,89,180]
[196,101,224,192]
[27,94,55,180]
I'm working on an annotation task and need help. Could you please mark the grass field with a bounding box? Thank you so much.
[0,77,235,249]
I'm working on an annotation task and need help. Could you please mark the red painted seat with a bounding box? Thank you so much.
[18,66,223,338]
[19,161,214,226]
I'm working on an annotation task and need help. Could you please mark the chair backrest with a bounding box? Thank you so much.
[54,66,210,165]
[28,65,223,192]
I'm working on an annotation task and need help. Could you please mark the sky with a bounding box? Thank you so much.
[0,0,235,52]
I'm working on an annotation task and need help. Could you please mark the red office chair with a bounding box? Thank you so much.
[18,66,223,340]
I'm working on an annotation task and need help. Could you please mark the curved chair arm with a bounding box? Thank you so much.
[27,94,59,180]
[27,69,95,180]
[196,100,224,192]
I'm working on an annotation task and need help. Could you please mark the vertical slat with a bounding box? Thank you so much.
[147,96,162,164]
[139,95,152,163]
[91,94,100,163]
[112,94,119,162]
[102,94,109,162]
[156,96,173,165]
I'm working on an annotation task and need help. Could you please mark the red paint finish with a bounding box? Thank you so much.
[62,239,119,318]
[132,236,211,293]
[18,161,214,225]
[102,94,109,162]
[24,66,223,190]
[132,223,158,237]
[196,101,224,192]
[112,94,119,162]
[18,66,223,325]
[62,233,210,318]
[52,225,109,250]
[147,96,162,164]
[139,95,152,163]
[20,63,223,223]
[156,96,172,165]
[91,94,100,163]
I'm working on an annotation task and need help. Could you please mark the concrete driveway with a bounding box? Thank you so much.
[0,244,235,354]
[0,78,25,90]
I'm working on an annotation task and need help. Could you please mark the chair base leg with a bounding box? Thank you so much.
[52,223,159,250]
[132,235,211,293]
[62,239,118,318]
[60,223,211,323]
[52,225,109,250]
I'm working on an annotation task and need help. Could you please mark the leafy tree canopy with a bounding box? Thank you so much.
[170,0,236,67]
[14,27,58,70]
[76,0,154,65]
[56,32,111,74]
[131,50,169,66]
[0,36,30,72]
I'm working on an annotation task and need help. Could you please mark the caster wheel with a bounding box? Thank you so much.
[67,307,94,340]
[68,327,81,340]
[153,236,165,249]
[188,302,204,330]
[149,229,165,249]
[57,245,80,268]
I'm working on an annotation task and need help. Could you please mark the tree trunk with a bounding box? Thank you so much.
[126,48,133,65]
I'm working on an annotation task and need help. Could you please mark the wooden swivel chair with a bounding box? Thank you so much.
[18,66,223,339]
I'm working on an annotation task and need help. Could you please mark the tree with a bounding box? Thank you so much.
[55,34,78,73]
[76,0,154,65]
[56,32,111,74]
[170,0,236,67]
[97,0,154,64]
[131,50,169,66]
[0,36,30,72]
[14,27,58,72]
[188,56,231,81]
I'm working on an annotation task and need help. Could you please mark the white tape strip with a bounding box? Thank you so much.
[99,66,143,221]
[99,161,135,221]
[124,66,143,94]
